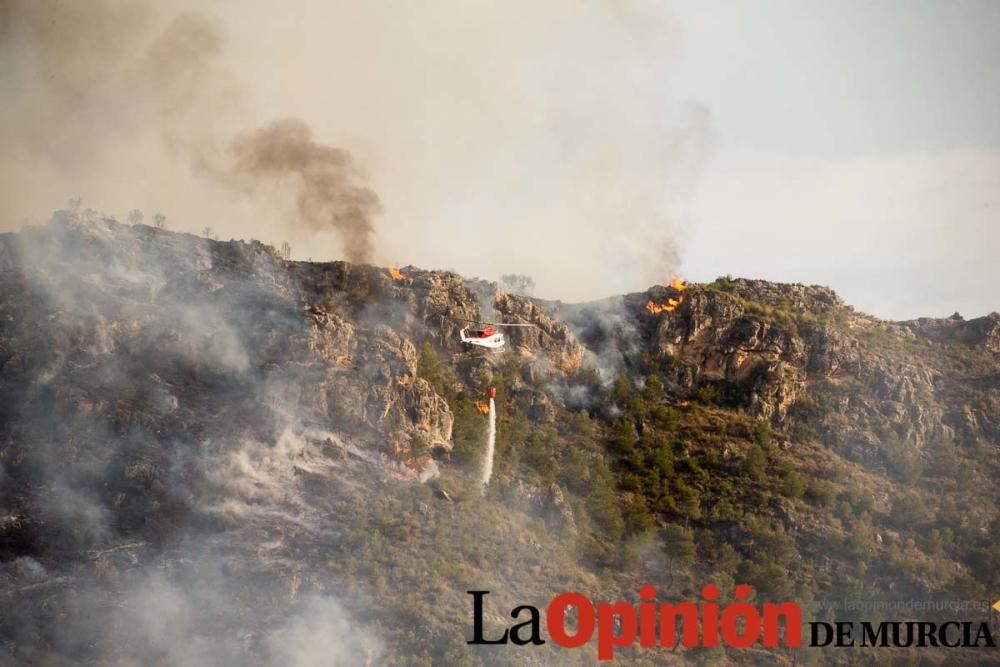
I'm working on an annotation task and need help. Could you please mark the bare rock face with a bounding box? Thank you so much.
[969,313,1000,353]
[314,321,454,451]
[747,361,804,422]
[633,283,817,418]
[903,311,1000,353]
[492,292,585,371]
[353,325,453,450]
[305,303,356,364]
[544,483,577,536]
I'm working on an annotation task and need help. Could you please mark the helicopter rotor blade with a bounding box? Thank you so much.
[448,317,536,327]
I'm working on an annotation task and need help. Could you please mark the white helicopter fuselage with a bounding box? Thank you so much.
[460,327,506,349]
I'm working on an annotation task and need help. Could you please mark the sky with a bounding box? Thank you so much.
[673,0,1000,319]
[2,0,997,319]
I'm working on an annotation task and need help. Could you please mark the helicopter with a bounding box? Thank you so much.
[457,321,536,350]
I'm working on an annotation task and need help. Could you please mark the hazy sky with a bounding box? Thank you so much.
[3,0,997,319]
[673,0,1000,319]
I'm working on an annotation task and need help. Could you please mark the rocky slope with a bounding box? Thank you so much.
[1,215,997,665]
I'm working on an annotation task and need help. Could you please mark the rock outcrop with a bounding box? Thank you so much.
[580,277,1000,458]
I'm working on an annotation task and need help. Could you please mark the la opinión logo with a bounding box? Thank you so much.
[468,584,800,660]
[468,586,998,660]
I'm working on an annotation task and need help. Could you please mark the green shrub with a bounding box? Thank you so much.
[782,470,806,499]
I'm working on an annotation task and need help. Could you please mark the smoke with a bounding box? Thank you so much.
[0,1,234,186]
[265,595,381,667]
[418,459,441,483]
[0,0,379,263]
[0,216,407,662]
[230,118,379,263]
[1,0,714,296]
[479,397,497,493]
[5,563,382,666]
[558,295,643,385]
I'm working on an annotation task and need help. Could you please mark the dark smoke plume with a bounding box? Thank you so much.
[230,118,380,263]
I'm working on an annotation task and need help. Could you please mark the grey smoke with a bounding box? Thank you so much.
[0,216,384,663]
[0,1,380,264]
[17,564,381,666]
[231,118,380,263]
[1,1,715,298]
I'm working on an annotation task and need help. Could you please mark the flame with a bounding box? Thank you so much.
[474,401,490,415]
[389,435,429,474]
[388,266,405,280]
[645,276,687,314]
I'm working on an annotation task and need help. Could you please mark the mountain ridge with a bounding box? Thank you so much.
[1,213,998,665]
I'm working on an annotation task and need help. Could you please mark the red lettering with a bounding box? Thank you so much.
[762,602,801,647]
[597,602,637,660]
[547,592,594,648]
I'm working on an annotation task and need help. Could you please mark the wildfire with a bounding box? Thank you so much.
[474,401,490,415]
[389,434,429,475]
[388,266,405,281]
[645,276,687,314]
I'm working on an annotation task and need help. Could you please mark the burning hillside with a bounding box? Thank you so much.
[646,276,688,314]
[1,215,999,664]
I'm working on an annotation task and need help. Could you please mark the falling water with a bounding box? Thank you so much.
[479,398,496,493]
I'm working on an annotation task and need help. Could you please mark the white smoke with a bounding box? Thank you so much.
[42,569,383,667]
[418,459,440,483]
[479,398,496,494]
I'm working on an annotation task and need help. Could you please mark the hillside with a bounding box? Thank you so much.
[1,214,998,665]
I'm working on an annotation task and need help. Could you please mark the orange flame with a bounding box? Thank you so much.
[474,401,490,415]
[389,266,405,280]
[645,276,687,314]
[390,436,429,473]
